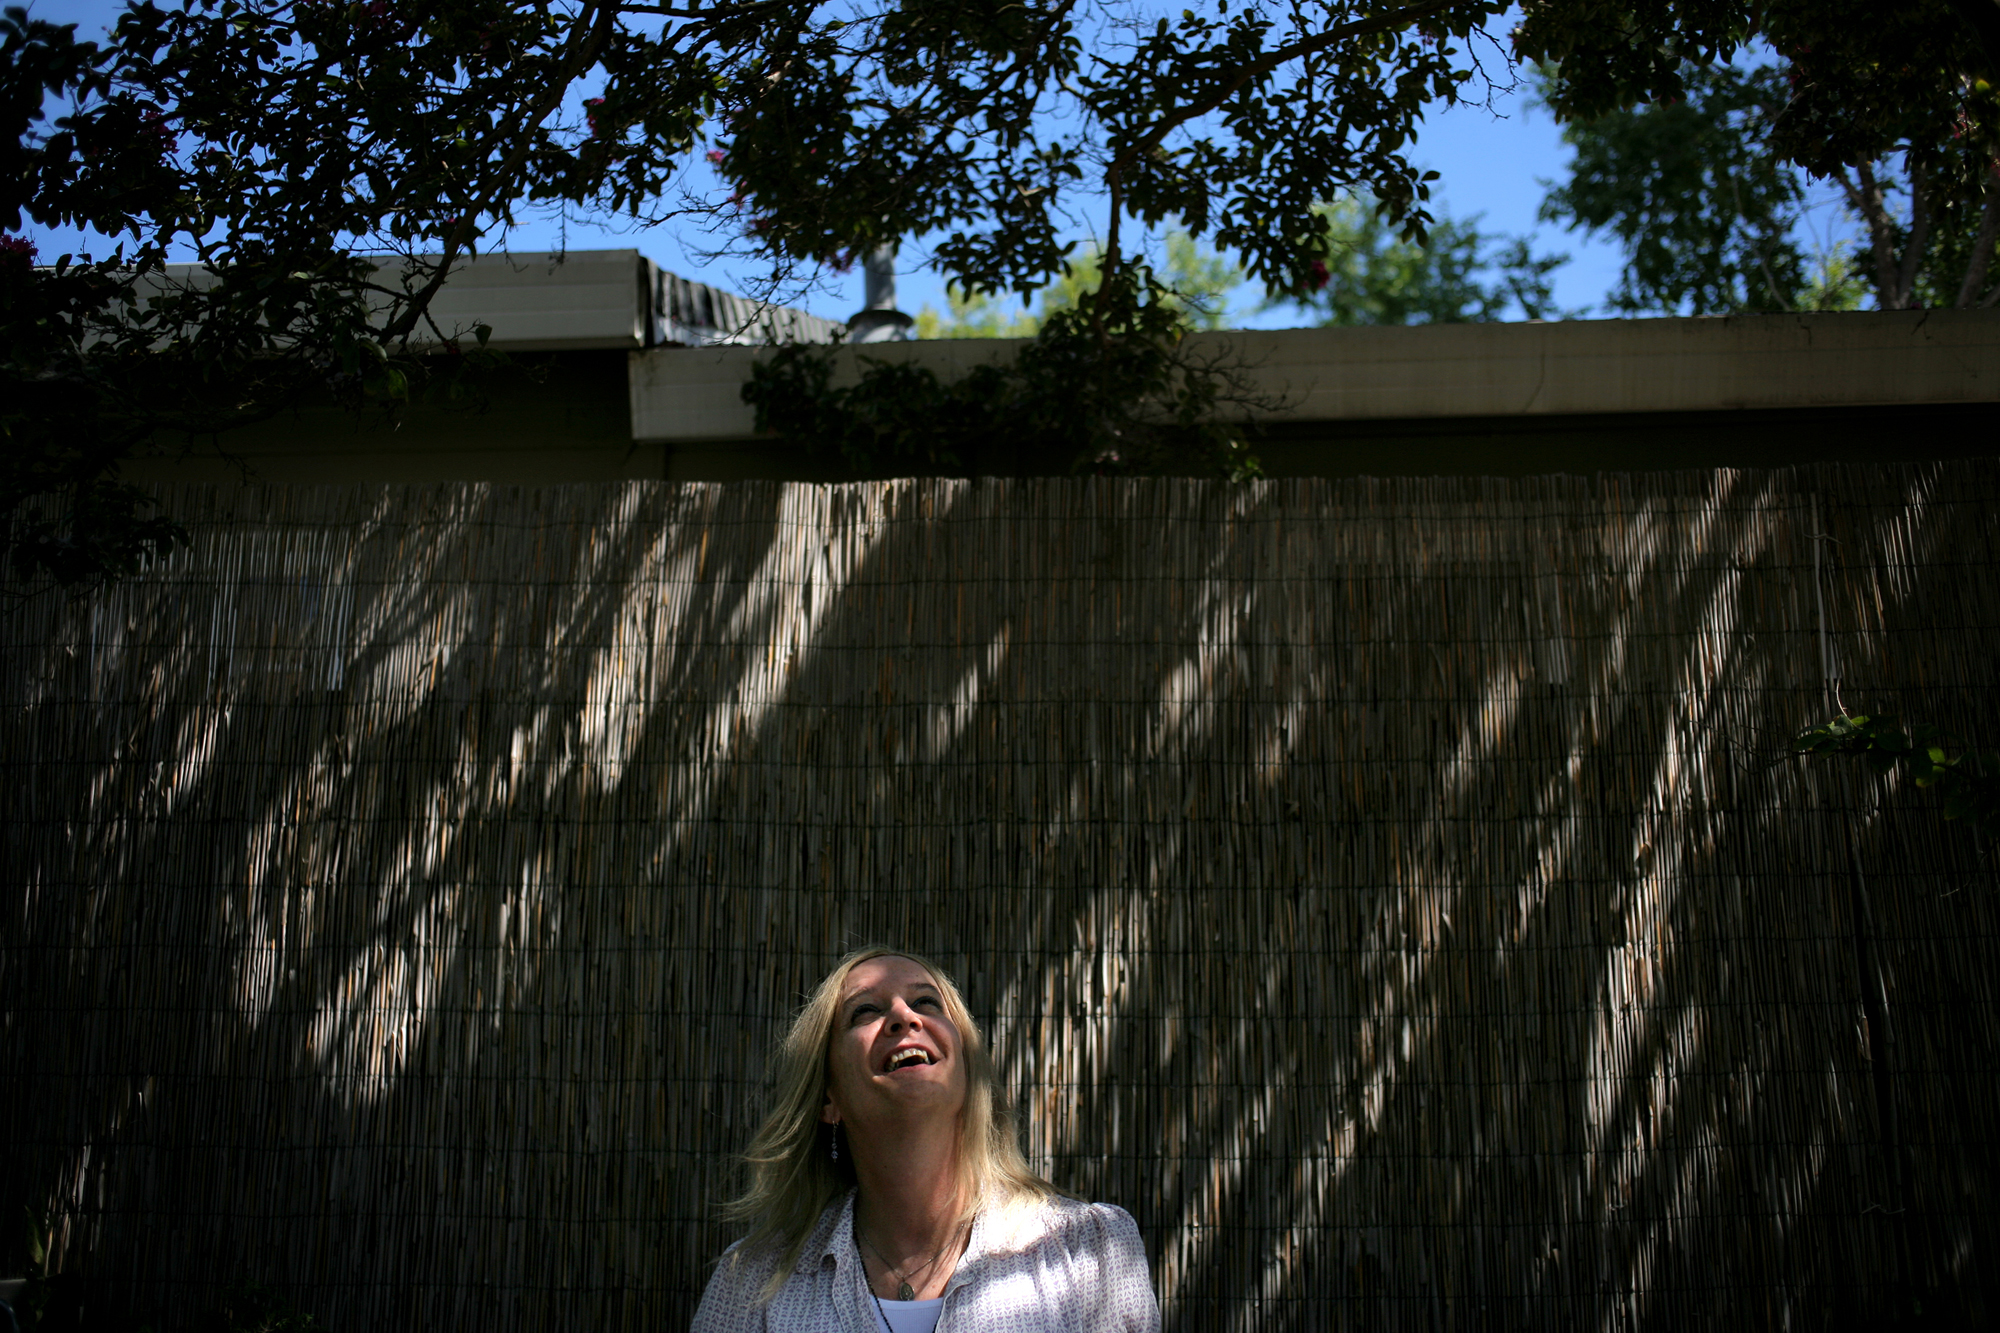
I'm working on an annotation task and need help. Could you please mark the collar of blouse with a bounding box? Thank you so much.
[811,1189,999,1302]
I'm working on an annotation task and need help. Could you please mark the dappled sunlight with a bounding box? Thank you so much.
[919,624,1012,767]
[4,466,1998,1330]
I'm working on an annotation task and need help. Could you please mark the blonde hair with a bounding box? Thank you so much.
[722,946,1059,1294]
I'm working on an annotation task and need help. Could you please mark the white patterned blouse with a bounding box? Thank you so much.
[691,1189,1162,1333]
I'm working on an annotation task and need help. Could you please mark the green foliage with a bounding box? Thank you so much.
[1,0,1530,583]
[1518,2,2000,312]
[1874,154,2000,311]
[914,290,1041,340]
[1515,0,1994,166]
[747,265,1263,478]
[1796,249,1871,313]
[11,1208,102,1333]
[15,1206,52,1330]
[11,0,2000,584]
[1268,194,1574,325]
[2,1,565,586]
[718,0,1513,300]
[1538,57,1999,315]
[1795,714,2000,836]
[1155,232,1245,332]
[917,231,1244,339]
[1539,64,1814,315]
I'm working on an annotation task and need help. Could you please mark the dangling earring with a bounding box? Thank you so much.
[830,1122,840,1164]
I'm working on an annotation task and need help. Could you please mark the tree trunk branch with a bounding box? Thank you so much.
[1955,182,2000,308]
[378,2,621,344]
[1892,151,1931,309]
[1109,0,1464,180]
[1851,161,1905,310]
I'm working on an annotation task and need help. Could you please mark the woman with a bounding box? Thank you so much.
[693,947,1160,1332]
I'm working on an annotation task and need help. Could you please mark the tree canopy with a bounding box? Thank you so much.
[8,0,2000,583]
[1268,193,1572,325]
[916,232,1243,338]
[1538,62,1819,316]
[4,0,1516,583]
[1521,0,2000,312]
[1537,55,1995,314]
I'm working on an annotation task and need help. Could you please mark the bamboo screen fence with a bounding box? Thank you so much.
[4,465,1999,1332]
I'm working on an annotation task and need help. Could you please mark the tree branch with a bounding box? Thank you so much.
[1730,174,1793,310]
[1893,150,1931,309]
[378,2,622,343]
[1849,161,1904,310]
[1954,181,2000,308]
[1109,0,1465,180]
[1094,173,1125,339]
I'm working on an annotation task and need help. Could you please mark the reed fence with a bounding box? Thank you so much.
[3,465,1998,1331]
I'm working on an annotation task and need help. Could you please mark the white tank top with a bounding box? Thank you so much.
[871,1295,945,1333]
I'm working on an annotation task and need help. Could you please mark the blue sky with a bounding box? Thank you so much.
[21,0,1631,328]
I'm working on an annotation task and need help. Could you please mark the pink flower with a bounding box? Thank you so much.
[706,149,727,165]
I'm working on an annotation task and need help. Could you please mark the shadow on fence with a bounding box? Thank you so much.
[3,465,1998,1331]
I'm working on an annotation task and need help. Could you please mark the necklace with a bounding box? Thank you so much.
[856,1217,965,1303]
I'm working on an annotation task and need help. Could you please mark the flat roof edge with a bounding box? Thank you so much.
[629,309,2000,442]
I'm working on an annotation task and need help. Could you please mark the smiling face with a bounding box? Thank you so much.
[820,954,968,1133]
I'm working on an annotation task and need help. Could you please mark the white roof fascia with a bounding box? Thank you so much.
[143,249,649,351]
[143,249,841,353]
[1229,308,2000,420]
[406,248,647,351]
[628,308,2000,441]
[628,337,1018,441]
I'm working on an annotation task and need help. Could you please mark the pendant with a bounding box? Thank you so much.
[896,1283,915,1302]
